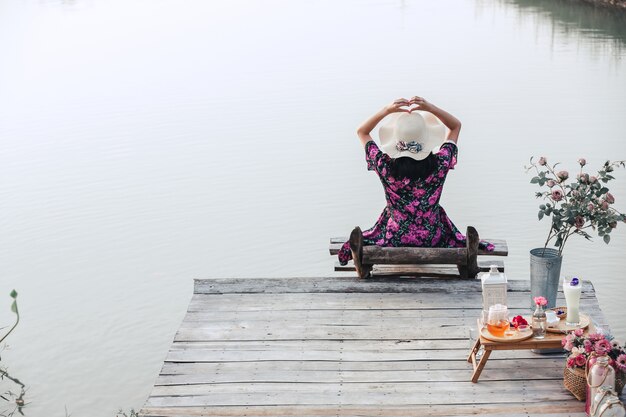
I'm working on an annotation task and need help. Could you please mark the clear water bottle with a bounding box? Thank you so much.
[532,304,546,339]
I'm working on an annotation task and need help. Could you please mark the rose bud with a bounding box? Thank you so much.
[546,180,556,188]
[577,173,589,184]
[538,157,547,166]
[590,176,598,183]
[556,170,569,181]
[601,200,609,210]
[606,192,615,204]
[610,221,617,229]
[578,158,586,166]
[588,203,594,211]
[551,190,563,202]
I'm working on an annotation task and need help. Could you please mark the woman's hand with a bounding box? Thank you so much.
[408,96,435,113]
[384,98,410,114]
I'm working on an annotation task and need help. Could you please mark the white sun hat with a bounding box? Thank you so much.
[379,111,447,161]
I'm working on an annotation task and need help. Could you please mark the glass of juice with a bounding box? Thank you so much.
[487,304,510,337]
[563,276,582,326]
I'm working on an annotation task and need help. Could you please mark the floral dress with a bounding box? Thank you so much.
[338,140,494,265]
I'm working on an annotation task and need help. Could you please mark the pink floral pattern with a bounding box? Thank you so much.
[338,141,494,265]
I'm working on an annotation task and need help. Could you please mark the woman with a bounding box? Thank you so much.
[337,96,494,266]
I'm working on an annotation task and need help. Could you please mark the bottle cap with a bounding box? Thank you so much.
[571,277,579,286]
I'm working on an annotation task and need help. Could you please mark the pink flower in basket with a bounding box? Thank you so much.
[595,339,612,355]
[574,354,587,367]
[616,354,626,373]
[533,296,548,306]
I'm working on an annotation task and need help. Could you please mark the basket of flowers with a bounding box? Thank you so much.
[562,329,626,401]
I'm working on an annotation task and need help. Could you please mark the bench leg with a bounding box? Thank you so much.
[349,227,372,279]
[465,226,480,279]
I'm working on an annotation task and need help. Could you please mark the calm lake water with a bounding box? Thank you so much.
[1,0,625,415]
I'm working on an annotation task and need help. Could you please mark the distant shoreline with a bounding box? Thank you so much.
[576,0,626,11]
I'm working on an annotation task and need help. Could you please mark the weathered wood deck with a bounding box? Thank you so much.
[140,277,621,417]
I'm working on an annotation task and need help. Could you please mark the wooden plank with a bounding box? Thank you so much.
[145,379,575,406]
[193,277,594,295]
[329,238,509,256]
[140,403,586,417]
[362,246,467,265]
[164,345,566,362]
[335,260,506,274]
[160,357,568,375]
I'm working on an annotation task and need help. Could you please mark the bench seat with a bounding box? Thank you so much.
[330,226,507,279]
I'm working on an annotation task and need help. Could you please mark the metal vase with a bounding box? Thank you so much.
[530,248,563,311]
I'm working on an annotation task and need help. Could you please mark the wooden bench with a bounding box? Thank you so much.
[329,226,508,279]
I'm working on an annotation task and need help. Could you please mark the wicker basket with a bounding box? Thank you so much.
[564,366,587,401]
[564,367,625,401]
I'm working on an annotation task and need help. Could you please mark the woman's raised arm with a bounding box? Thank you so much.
[409,96,461,144]
[356,98,409,147]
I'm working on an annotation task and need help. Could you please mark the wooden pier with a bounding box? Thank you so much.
[140,277,622,417]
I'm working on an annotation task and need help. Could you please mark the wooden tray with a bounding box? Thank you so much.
[480,327,533,342]
[547,313,590,333]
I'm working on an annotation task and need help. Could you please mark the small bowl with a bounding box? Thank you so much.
[517,324,530,332]
[552,307,567,320]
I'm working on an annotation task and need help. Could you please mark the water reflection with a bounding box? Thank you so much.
[488,0,626,58]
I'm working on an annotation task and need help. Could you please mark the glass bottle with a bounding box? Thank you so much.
[532,304,546,339]
[586,355,616,416]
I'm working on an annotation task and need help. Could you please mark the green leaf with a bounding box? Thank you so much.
[530,177,540,184]
[10,289,17,299]
[604,234,611,244]
[538,211,544,220]
[11,300,17,313]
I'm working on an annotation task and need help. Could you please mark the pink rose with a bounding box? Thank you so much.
[567,357,575,368]
[575,354,587,367]
[601,200,609,210]
[590,176,598,183]
[605,193,615,204]
[610,221,617,229]
[588,203,594,211]
[574,328,584,337]
[583,339,593,353]
[546,180,556,188]
[578,158,587,167]
[556,170,569,181]
[574,216,585,229]
[577,173,589,184]
[538,157,547,166]
[551,190,563,202]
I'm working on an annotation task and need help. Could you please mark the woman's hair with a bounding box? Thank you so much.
[389,153,437,181]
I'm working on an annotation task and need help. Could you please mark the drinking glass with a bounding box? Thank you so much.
[563,276,582,326]
[487,304,509,337]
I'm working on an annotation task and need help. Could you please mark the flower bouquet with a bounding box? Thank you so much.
[527,157,626,256]
[561,329,626,400]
